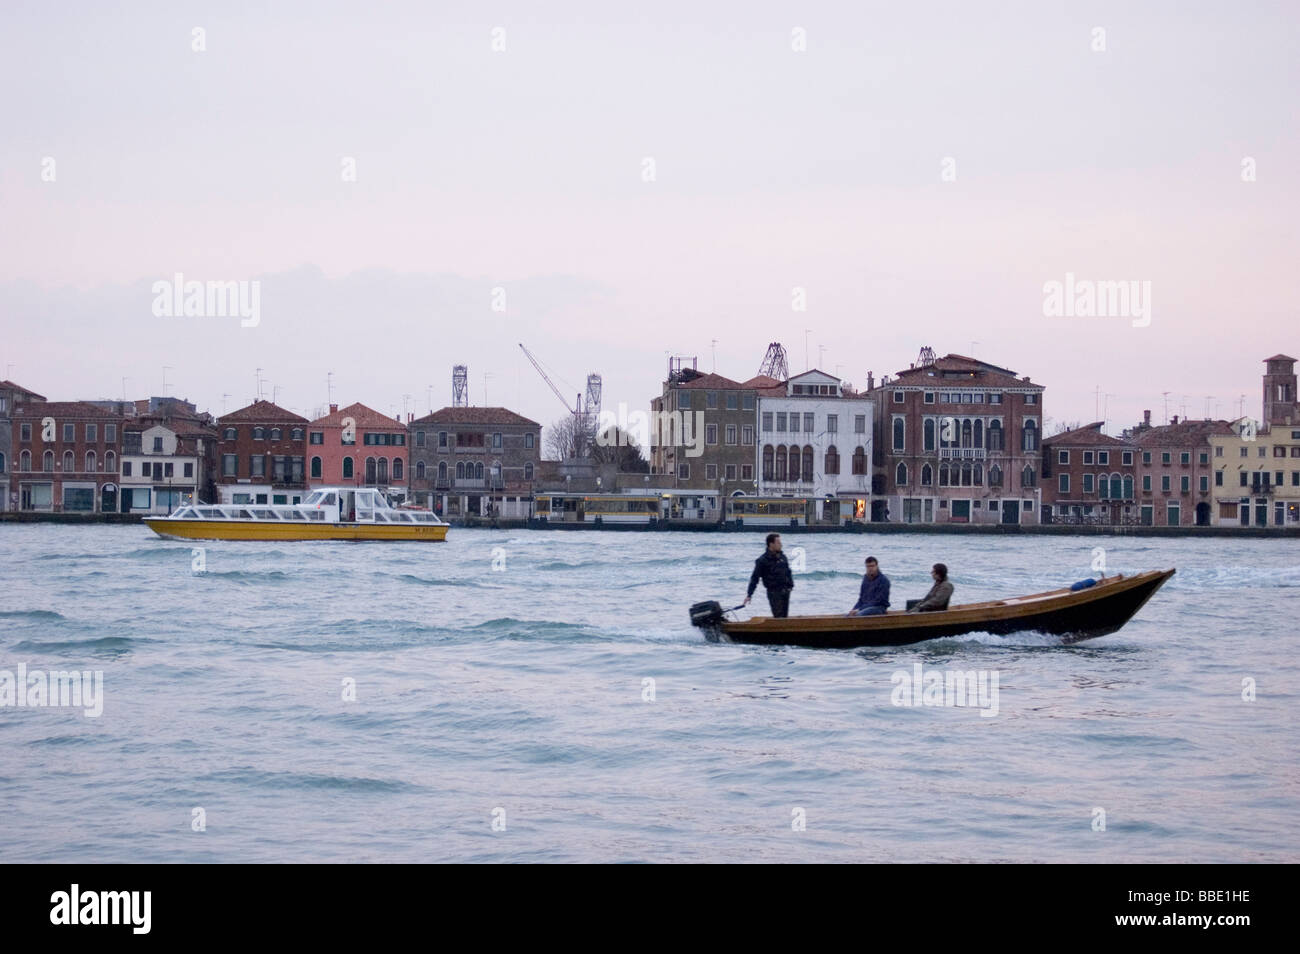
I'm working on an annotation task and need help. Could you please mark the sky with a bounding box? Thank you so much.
[1,0,1297,436]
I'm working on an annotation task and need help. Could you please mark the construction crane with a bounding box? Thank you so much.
[758,342,789,381]
[519,343,602,455]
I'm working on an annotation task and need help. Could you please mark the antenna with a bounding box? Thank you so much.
[804,330,811,371]
[256,368,264,402]
[1161,391,1170,425]
[327,371,334,407]
[711,339,717,373]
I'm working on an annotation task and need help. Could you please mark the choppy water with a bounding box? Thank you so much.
[0,525,1296,862]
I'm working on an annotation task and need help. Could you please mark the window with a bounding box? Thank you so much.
[892,417,905,452]
[678,392,691,410]
[924,392,935,404]
[21,423,31,442]
[1199,475,1208,493]
[1099,451,1109,465]
[1143,451,1152,464]
[1059,450,1070,465]
[1180,452,1190,465]
[291,428,304,441]
[311,457,322,478]
[393,458,403,480]
[270,428,282,441]
[677,462,690,479]
[852,446,867,475]
[310,431,324,445]
[415,431,425,448]
[86,451,97,472]
[726,393,738,410]
[921,463,933,486]
[1161,452,1171,465]
[224,427,236,440]
[825,445,839,475]
[789,413,800,433]
[725,464,736,480]
[525,433,535,449]
[1082,451,1092,464]
[1181,475,1190,492]
[1059,474,1070,494]
[87,424,97,443]
[439,432,448,448]
[776,413,786,432]
[63,423,75,442]
[251,455,265,478]
[893,391,904,403]
[1215,471,1223,486]
[524,463,534,480]
[1200,452,1209,465]
[1025,394,1037,405]
[762,445,774,480]
[705,464,717,479]
[1082,474,1093,494]
[183,461,191,477]
[44,450,55,472]
[924,418,936,451]
[153,436,164,452]
[827,414,838,433]
[1144,475,1153,491]
[762,412,773,432]
[1022,466,1035,488]
[742,426,754,445]
[1161,475,1170,492]
[705,424,718,445]
[63,450,74,472]
[253,427,265,440]
[705,392,717,409]
[988,420,1003,451]
[106,424,116,442]
[343,457,354,479]
[855,414,866,433]
[164,462,173,477]
[741,464,754,480]
[896,462,907,485]
[493,433,502,448]
[1022,420,1038,452]
[222,454,237,476]
[725,424,737,445]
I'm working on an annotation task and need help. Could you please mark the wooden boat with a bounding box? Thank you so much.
[689,569,1175,648]
[144,487,449,542]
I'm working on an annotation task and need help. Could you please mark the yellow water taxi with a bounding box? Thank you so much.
[144,488,449,542]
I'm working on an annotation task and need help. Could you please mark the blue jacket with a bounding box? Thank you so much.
[853,572,891,612]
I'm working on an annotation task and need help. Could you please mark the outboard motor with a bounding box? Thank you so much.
[689,600,727,642]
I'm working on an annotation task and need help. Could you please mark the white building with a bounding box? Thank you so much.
[756,370,874,520]
[121,423,206,514]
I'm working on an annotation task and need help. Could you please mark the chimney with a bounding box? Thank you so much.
[1171,415,1179,425]
[866,371,874,391]
[329,403,338,414]
[1143,409,1151,427]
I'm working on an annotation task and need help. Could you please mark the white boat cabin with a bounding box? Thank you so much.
[163,487,447,524]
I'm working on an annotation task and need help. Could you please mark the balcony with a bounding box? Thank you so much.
[938,448,987,460]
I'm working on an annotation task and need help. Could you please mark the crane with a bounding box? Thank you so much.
[519,343,601,456]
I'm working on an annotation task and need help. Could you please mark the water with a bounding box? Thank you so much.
[1,525,1296,862]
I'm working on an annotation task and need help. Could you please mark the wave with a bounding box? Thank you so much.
[196,767,420,794]
[0,609,66,622]
[10,635,153,654]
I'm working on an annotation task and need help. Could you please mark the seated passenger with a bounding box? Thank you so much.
[847,556,890,616]
[907,563,953,613]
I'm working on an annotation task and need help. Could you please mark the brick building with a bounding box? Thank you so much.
[308,402,410,501]
[1126,416,1232,526]
[11,401,123,512]
[871,352,1045,524]
[408,407,541,517]
[0,380,47,511]
[1041,423,1138,524]
[216,400,309,505]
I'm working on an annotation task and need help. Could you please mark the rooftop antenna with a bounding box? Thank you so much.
[221,393,230,415]
[711,339,717,373]
[256,368,264,402]
[121,377,129,401]
[804,330,811,372]
[1103,393,1116,430]
[327,371,334,407]
[162,365,172,396]
[916,346,937,368]
[818,344,826,369]
[1161,391,1170,425]
[483,373,493,406]
[426,384,433,413]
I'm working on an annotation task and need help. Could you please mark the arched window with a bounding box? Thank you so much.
[438,461,447,482]
[939,462,950,487]
[456,461,465,480]
[1122,474,1134,499]
[475,462,484,479]
[0,452,5,473]
[311,456,322,479]
[21,450,31,471]
[365,457,376,483]
[988,420,1003,451]
[342,457,354,479]
[961,419,973,448]
[923,418,936,451]
[85,450,96,472]
[825,445,840,475]
[1110,474,1122,499]
[961,462,972,486]
[253,427,264,440]
[802,446,813,481]
[270,428,282,441]
[974,463,983,486]
[895,462,907,486]
[393,457,404,481]
[921,463,933,486]
[44,450,55,472]
[775,446,788,482]
[377,458,388,483]
[415,461,426,479]
[974,419,984,447]
[291,428,303,441]
[892,418,905,451]
[989,464,1002,486]
[1022,420,1038,452]
[1098,473,1109,499]
[62,450,74,472]
[852,446,867,475]
[105,451,116,473]
[223,427,236,441]
[1022,465,1036,488]
[762,445,774,480]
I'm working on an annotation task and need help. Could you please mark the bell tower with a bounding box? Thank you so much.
[1263,354,1297,427]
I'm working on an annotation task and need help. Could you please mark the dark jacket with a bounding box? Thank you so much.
[748,549,794,597]
[853,572,891,612]
[910,579,954,613]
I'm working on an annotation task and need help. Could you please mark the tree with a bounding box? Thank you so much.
[545,415,587,460]
[592,425,649,472]
[1049,418,1082,436]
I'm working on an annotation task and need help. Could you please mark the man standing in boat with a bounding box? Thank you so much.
[847,556,890,616]
[744,533,795,618]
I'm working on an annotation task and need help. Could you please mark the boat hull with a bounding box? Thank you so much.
[144,519,448,542]
[702,569,1174,649]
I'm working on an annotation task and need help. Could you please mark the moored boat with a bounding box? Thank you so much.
[689,569,1175,648]
[144,487,449,541]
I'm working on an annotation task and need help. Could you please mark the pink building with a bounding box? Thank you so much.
[307,403,410,501]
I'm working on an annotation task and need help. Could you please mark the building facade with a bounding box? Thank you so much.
[0,380,47,511]
[872,353,1045,524]
[216,401,309,505]
[649,361,760,507]
[1125,417,1230,526]
[756,369,874,520]
[121,418,217,513]
[10,401,123,512]
[1041,423,1138,524]
[408,407,541,517]
[307,403,410,501]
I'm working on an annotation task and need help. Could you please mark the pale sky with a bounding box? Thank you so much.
[2,0,1296,435]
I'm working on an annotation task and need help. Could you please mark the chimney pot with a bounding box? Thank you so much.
[329,403,338,414]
